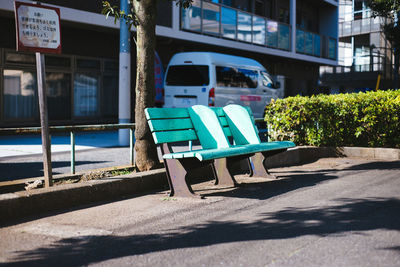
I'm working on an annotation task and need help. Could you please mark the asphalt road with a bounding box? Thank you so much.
[0,157,399,266]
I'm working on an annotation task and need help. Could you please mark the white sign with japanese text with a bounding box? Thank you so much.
[15,1,61,53]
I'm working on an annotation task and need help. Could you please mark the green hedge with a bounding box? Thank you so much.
[264,90,400,148]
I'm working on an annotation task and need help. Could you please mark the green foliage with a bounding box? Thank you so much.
[368,0,400,51]
[264,90,400,148]
[101,0,193,29]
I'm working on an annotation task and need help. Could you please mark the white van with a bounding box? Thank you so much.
[163,52,283,118]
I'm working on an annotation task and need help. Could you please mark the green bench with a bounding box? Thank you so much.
[145,104,295,198]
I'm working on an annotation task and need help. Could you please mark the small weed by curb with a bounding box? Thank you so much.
[110,168,132,176]
[161,197,178,201]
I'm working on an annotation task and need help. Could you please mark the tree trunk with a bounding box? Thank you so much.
[394,49,400,89]
[133,0,159,171]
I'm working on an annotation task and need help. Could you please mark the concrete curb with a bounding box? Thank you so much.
[1,146,399,225]
[0,169,168,225]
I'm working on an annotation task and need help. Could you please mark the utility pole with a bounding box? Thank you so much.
[118,0,131,146]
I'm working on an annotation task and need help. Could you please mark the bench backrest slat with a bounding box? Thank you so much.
[146,107,198,144]
[145,108,190,119]
[189,105,230,149]
[212,107,232,138]
[148,118,193,132]
[152,129,197,144]
[223,104,261,145]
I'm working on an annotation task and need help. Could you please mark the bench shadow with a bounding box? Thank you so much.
[216,160,399,200]
[4,196,400,266]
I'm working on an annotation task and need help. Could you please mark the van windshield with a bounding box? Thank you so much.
[166,65,209,86]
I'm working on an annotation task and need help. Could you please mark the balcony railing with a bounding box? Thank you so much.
[296,29,321,57]
[180,0,336,60]
[339,16,385,37]
[181,0,291,51]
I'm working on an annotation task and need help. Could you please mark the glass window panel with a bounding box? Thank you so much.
[305,31,313,55]
[278,24,290,50]
[237,12,252,42]
[74,73,99,117]
[221,0,232,6]
[329,38,337,60]
[221,7,237,39]
[202,2,220,35]
[104,60,118,71]
[361,18,370,33]
[314,34,321,57]
[5,52,35,65]
[3,70,38,119]
[77,59,101,70]
[266,20,278,47]
[102,75,118,118]
[343,21,351,36]
[252,16,265,45]
[46,73,71,121]
[296,29,305,53]
[45,56,71,68]
[166,65,209,86]
[181,0,201,32]
[353,19,361,35]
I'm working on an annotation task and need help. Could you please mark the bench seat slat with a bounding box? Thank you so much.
[152,129,197,144]
[145,108,189,119]
[148,118,193,132]
[163,141,295,161]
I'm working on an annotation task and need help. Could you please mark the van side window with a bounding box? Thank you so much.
[216,66,258,88]
[261,71,274,88]
[166,65,209,86]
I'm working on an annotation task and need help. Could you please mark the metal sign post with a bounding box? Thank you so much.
[36,52,52,187]
[14,1,61,187]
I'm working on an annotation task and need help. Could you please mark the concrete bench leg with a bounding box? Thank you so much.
[213,157,250,187]
[250,149,287,178]
[161,143,203,198]
[163,158,203,198]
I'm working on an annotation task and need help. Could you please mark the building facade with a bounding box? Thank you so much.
[0,0,338,127]
[320,0,393,93]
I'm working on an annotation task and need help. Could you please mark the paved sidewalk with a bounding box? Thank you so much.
[0,131,121,158]
[0,131,133,182]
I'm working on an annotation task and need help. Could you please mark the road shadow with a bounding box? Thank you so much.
[3,197,400,266]
[0,161,108,181]
[201,160,399,200]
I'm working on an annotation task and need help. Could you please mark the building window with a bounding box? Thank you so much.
[102,75,118,118]
[279,7,289,24]
[47,72,71,121]
[255,0,265,17]
[74,73,99,117]
[3,70,38,120]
